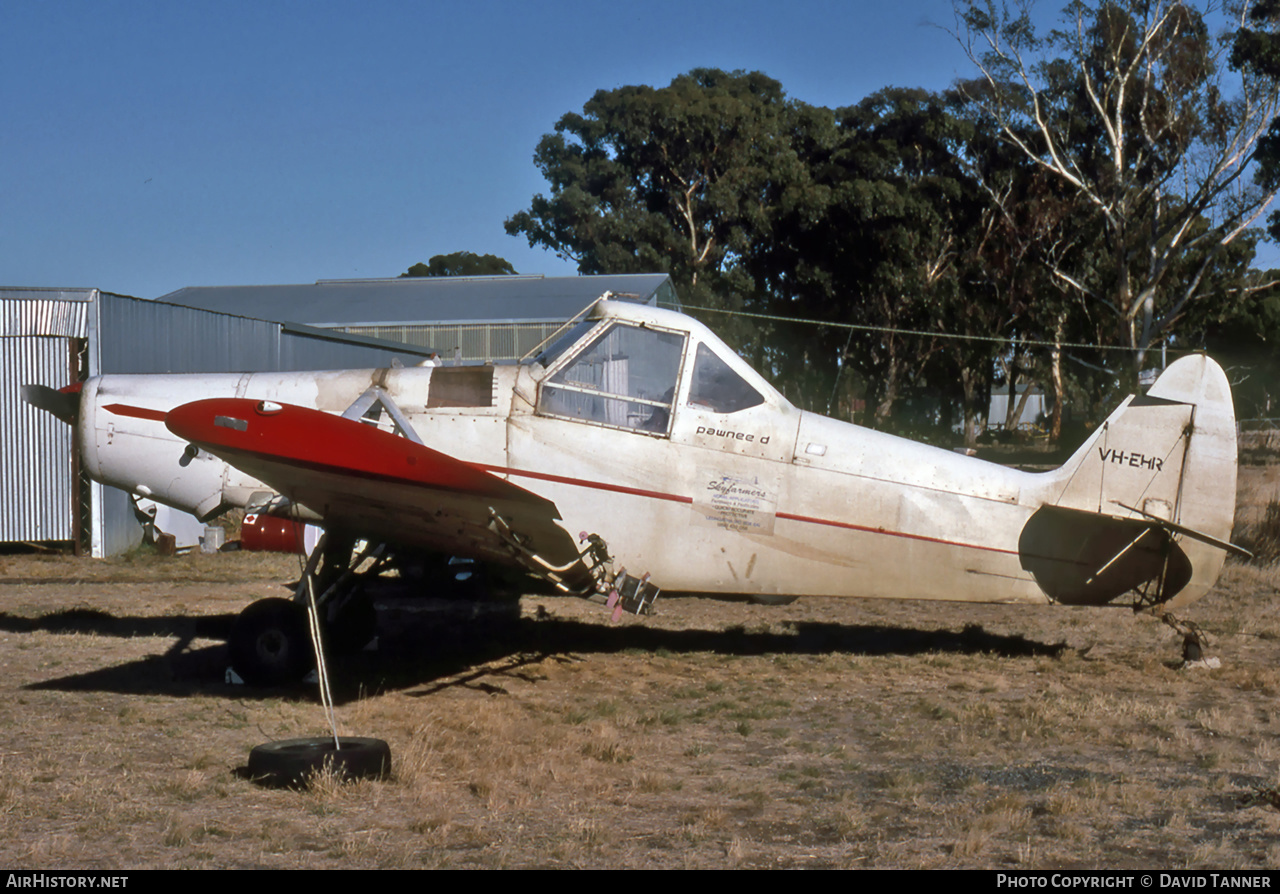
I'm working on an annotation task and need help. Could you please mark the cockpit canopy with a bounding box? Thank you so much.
[534,304,772,437]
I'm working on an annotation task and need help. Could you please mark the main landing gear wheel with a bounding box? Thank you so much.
[230,597,311,685]
[247,736,392,788]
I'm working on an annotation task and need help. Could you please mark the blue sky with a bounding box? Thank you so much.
[2,1,1272,300]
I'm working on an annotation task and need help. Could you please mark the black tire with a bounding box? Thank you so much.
[750,593,799,606]
[230,597,311,685]
[247,736,391,788]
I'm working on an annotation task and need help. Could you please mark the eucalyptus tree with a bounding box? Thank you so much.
[956,0,1280,372]
[505,69,824,317]
[401,252,517,277]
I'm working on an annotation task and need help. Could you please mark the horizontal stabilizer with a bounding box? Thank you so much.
[1047,354,1238,609]
[1113,502,1253,559]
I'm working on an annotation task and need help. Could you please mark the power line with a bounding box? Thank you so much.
[666,302,1180,355]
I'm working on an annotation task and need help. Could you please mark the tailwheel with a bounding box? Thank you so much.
[230,597,312,685]
[1160,611,1210,664]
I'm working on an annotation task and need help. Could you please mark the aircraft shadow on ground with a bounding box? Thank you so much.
[0,608,234,640]
[14,599,1071,702]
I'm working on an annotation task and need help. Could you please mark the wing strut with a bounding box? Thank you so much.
[177,385,662,619]
[342,384,660,615]
[342,387,425,445]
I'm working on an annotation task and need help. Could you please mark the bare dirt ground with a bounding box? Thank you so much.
[1,467,1279,869]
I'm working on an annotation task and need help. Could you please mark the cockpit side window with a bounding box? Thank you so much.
[538,322,686,436]
[687,343,764,414]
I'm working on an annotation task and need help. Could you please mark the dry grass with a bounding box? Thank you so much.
[0,477,1279,868]
[1237,463,1280,564]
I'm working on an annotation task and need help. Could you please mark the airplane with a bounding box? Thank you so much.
[23,293,1246,684]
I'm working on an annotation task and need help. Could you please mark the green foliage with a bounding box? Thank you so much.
[505,68,824,346]
[1231,0,1280,78]
[509,2,1280,440]
[957,0,1279,373]
[401,252,517,277]
[1205,270,1280,418]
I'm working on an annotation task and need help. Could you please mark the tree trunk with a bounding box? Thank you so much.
[1003,348,1020,431]
[1050,311,1066,443]
[872,339,902,430]
[1007,380,1035,434]
[960,366,988,449]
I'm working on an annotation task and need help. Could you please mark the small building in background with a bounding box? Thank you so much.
[158,273,678,363]
[987,382,1049,433]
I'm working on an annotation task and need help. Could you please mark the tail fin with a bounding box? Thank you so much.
[1047,355,1238,608]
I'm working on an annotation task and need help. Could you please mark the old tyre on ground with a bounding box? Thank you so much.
[229,597,311,685]
[247,736,392,788]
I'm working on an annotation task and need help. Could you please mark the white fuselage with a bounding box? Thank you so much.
[74,301,1236,610]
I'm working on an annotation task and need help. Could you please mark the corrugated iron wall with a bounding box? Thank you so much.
[100,295,422,373]
[342,321,562,362]
[1,290,454,552]
[0,298,88,338]
[98,296,284,374]
[0,336,77,541]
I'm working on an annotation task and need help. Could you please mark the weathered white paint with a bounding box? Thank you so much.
[68,300,1238,612]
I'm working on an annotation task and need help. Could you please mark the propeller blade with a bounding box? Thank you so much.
[21,383,81,424]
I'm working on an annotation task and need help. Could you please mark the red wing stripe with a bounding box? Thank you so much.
[775,512,1020,556]
[475,465,694,505]
[103,403,168,422]
[478,464,1016,556]
[161,398,1017,557]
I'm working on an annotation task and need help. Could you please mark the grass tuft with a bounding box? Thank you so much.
[1238,498,1280,563]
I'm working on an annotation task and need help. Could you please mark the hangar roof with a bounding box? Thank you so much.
[157,274,677,327]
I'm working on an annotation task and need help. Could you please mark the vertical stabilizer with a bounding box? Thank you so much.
[1045,356,1237,608]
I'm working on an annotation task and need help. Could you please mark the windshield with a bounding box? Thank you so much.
[538,321,686,436]
[531,319,599,368]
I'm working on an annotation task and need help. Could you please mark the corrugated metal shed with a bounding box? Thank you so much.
[158,274,678,363]
[1,287,438,556]
[1,336,78,541]
[97,294,428,374]
[0,289,90,338]
[160,273,676,326]
[0,289,90,545]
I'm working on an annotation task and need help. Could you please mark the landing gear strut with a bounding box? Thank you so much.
[228,532,383,685]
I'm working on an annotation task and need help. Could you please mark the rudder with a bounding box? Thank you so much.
[1048,355,1237,609]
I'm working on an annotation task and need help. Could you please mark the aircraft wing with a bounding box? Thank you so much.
[165,398,585,575]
